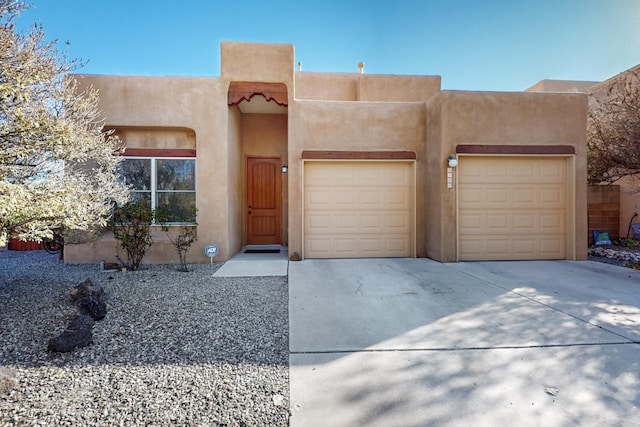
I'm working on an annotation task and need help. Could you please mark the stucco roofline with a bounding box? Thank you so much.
[72,73,219,81]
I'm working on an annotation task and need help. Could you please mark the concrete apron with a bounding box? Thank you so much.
[212,245,289,277]
[289,258,640,427]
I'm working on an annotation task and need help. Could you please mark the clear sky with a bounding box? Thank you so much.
[14,0,640,91]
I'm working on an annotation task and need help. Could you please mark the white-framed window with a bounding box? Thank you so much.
[119,157,196,223]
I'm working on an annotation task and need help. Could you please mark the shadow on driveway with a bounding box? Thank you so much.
[289,259,640,426]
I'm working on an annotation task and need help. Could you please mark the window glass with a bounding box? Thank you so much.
[157,192,196,222]
[129,191,152,207]
[120,158,151,190]
[118,157,196,223]
[156,159,195,191]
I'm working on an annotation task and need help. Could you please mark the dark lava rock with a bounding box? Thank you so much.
[47,315,95,352]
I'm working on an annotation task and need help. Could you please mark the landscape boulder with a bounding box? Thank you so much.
[70,278,107,321]
[70,278,104,302]
[75,295,107,321]
[47,314,95,353]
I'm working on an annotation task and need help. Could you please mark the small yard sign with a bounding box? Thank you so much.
[205,243,219,268]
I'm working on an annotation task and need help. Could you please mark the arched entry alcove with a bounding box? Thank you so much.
[227,81,289,250]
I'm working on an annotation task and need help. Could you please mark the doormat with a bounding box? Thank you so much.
[244,249,280,254]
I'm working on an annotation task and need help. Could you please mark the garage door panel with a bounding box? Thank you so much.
[306,238,331,257]
[459,213,483,230]
[512,239,536,255]
[540,187,564,203]
[385,212,410,231]
[305,189,332,208]
[360,214,382,229]
[461,210,563,233]
[461,158,566,184]
[487,188,510,203]
[540,238,564,257]
[461,235,565,261]
[459,157,567,261]
[305,234,411,258]
[334,213,357,229]
[307,212,411,234]
[306,213,331,232]
[385,188,411,205]
[335,190,357,205]
[360,190,383,205]
[514,164,535,178]
[304,161,413,258]
[540,212,564,230]
[461,186,564,209]
[334,238,358,254]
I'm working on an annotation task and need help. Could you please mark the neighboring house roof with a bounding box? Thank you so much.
[524,79,600,93]
[587,63,640,98]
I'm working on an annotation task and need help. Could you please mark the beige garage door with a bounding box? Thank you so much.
[304,161,414,258]
[458,156,567,261]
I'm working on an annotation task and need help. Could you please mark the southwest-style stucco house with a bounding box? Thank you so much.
[65,42,588,264]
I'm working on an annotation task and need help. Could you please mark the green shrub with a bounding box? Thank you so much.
[156,206,197,272]
[619,238,640,248]
[111,200,154,271]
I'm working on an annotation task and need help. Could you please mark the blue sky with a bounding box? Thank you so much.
[15,0,640,91]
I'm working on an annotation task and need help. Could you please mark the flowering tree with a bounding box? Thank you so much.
[0,1,129,246]
[587,67,640,189]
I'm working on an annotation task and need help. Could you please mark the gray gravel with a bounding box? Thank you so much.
[0,250,290,426]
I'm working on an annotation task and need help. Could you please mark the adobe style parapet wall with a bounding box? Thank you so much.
[295,72,441,102]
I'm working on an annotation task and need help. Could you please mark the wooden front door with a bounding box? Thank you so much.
[246,156,282,245]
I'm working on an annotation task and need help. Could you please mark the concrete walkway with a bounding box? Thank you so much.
[289,258,640,426]
[212,246,289,277]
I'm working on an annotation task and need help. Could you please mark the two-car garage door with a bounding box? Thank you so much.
[302,157,570,261]
[304,161,414,258]
[458,156,569,261]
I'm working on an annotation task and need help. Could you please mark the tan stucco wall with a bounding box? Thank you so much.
[425,94,446,261]
[221,41,294,90]
[288,100,428,259]
[69,74,233,264]
[295,72,359,101]
[426,90,589,262]
[227,105,243,256]
[294,72,440,102]
[358,74,441,102]
[114,127,196,150]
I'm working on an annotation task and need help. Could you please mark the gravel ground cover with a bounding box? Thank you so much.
[0,250,290,426]
[588,244,640,268]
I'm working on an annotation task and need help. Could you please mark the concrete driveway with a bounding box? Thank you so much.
[289,259,640,426]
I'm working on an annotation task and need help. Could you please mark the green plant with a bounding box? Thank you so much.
[156,206,197,272]
[619,238,640,248]
[110,199,154,271]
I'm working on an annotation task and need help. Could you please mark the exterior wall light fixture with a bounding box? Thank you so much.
[282,165,288,173]
[447,155,458,168]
